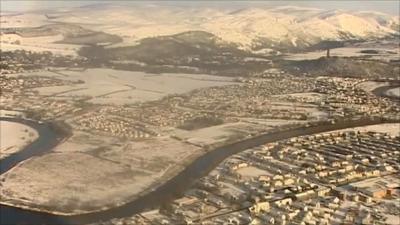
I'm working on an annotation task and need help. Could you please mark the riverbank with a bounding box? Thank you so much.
[373,85,400,100]
[0,135,202,216]
[0,117,66,174]
[1,117,399,225]
[0,120,38,160]
[357,80,400,100]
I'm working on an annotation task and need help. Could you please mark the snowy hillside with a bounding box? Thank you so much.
[1,4,399,51]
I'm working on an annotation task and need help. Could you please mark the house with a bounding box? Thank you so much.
[275,198,292,207]
[249,201,270,214]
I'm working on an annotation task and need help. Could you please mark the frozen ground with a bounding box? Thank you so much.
[0,121,38,160]
[0,34,80,56]
[0,110,25,118]
[236,166,272,178]
[0,13,50,28]
[171,119,304,147]
[326,123,400,136]
[0,131,201,215]
[356,81,390,92]
[271,93,328,120]
[172,122,250,147]
[269,101,327,120]
[14,69,237,105]
[385,87,400,98]
[0,152,154,215]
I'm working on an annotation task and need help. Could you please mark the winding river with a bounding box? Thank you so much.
[0,117,65,174]
[372,85,400,100]
[370,80,400,100]
[1,115,398,225]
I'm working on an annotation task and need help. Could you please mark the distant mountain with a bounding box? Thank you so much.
[105,31,244,62]
[1,4,398,53]
[203,8,399,52]
[78,31,272,75]
[44,4,399,52]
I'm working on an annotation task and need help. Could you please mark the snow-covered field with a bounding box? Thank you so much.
[0,110,25,118]
[0,13,50,28]
[0,152,156,215]
[172,122,251,146]
[0,34,80,56]
[236,166,272,178]
[15,69,237,105]
[171,119,305,147]
[385,87,400,98]
[357,81,400,99]
[356,81,390,92]
[0,132,201,215]
[266,100,328,120]
[326,123,399,137]
[0,121,38,160]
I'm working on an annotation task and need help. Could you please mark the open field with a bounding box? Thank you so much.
[14,68,237,105]
[0,34,80,56]
[172,122,253,146]
[0,110,25,118]
[268,101,327,120]
[0,152,154,215]
[0,131,201,215]
[357,81,399,99]
[236,166,272,178]
[171,119,304,147]
[356,81,391,92]
[0,13,50,28]
[325,123,400,136]
[385,87,400,98]
[0,121,38,160]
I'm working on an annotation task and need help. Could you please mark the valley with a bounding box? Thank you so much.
[0,2,399,225]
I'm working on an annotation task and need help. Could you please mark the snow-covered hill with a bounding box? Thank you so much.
[2,4,399,51]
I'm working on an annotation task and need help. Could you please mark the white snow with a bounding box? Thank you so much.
[385,87,400,98]
[0,5,398,51]
[0,13,49,28]
[0,121,38,160]
[0,34,80,56]
[15,68,237,105]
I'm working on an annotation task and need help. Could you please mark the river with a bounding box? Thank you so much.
[372,85,400,100]
[1,116,398,225]
[0,117,65,174]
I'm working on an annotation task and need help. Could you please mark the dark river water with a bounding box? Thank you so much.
[0,116,398,225]
[0,117,64,174]
[372,85,400,100]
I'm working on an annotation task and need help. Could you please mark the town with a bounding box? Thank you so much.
[1,47,399,224]
[101,129,399,225]
[1,7,399,223]
[1,61,398,144]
